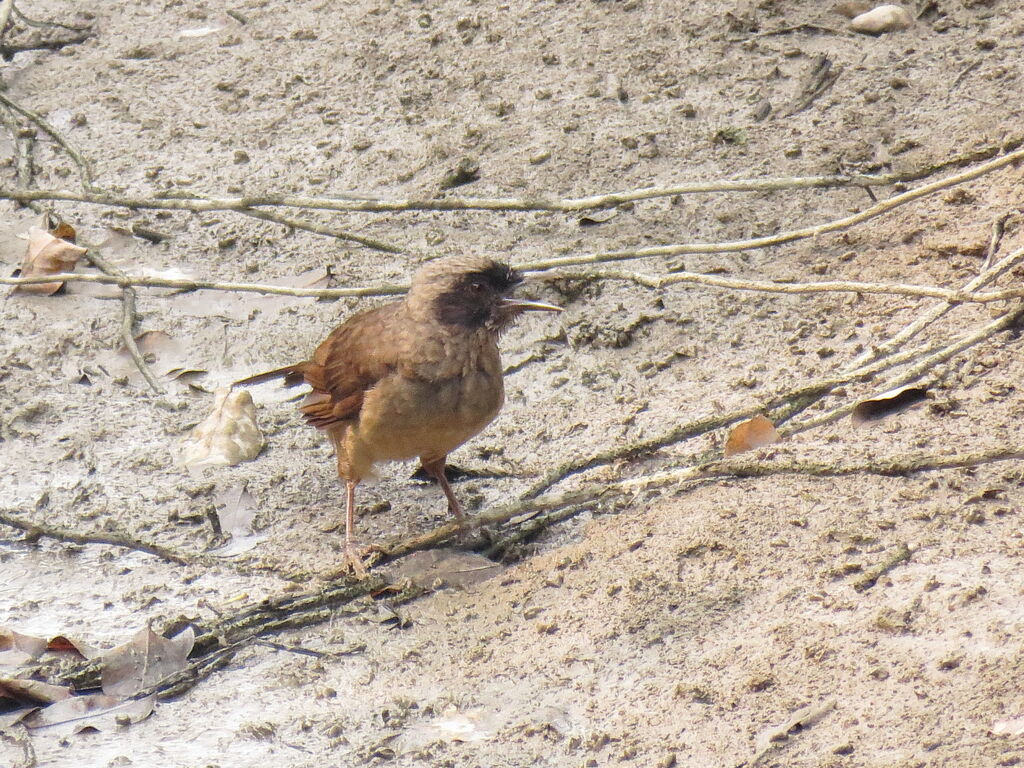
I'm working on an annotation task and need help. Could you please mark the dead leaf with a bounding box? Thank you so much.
[100,626,194,698]
[0,627,47,666]
[851,385,928,426]
[22,693,155,734]
[178,387,265,469]
[392,549,503,589]
[12,226,87,295]
[46,635,102,660]
[578,209,619,227]
[724,415,781,457]
[208,484,265,556]
[0,678,73,706]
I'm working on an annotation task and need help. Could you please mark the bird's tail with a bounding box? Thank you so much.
[233,363,309,388]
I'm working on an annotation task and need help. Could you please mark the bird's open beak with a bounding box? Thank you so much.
[501,297,562,312]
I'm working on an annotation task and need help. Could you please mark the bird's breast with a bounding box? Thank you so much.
[354,360,504,463]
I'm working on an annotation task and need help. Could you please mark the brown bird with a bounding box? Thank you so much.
[235,255,561,572]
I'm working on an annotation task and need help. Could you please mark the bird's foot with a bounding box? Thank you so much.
[326,541,370,578]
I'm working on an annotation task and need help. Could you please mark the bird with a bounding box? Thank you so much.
[234,254,561,573]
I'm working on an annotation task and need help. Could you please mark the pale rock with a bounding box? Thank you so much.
[851,4,913,34]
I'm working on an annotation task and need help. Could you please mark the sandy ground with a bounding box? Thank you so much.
[3,0,1024,765]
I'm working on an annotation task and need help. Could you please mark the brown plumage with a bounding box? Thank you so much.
[234,254,561,573]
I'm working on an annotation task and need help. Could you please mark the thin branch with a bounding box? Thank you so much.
[383,441,1024,561]
[0,91,96,190]
[2,142,1021,216]
[849,240,1024,368]
[616,443,1024,494]
[84,249,164,394]
[9,264,1024,305]
[0,510,192,566]
[784,302,1024,434]
[227,205,402,253]
[519,297,1021,501]
[546,267,1021,304]
[0,0,15,45]
[0,271,408,298]
[516,145,1024,271]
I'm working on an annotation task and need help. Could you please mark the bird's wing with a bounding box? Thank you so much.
[299,303,402,430]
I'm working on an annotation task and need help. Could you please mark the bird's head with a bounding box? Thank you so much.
[408,255,561,332]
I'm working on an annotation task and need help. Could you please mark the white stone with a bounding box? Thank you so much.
[851,4,913,34]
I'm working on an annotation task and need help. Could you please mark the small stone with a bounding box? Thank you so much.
[529,149,551,165]
[233,150,250,164]
[850,5,913,35]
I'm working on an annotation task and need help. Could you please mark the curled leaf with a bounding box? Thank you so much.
[178,387,265,469]
[0,627,48,666]
[852,385,928,426]
[13,226,87,295]
[0,678,73,706]
[724,415,781,457]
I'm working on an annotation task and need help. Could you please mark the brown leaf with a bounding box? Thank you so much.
[851,386,928,426]
[13,226,87,295]
[100,626,194,698]
[0,627,47,666]
[724,415,781,457]
[178,388,265,469]
[22,693,154,734]
[46,635,102,660]
[0,678,73,706]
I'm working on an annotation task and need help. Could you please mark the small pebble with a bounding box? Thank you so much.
[851,4,913,35]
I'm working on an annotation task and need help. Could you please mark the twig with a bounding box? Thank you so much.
[84,249,164,394]
[0,271,408,298]
[618,443,1024,493]
[517,145,1024,271]
[980,212,1011,272]
[518,297,1023,502]
[546,267,1021,304]
[10,254,1024,306]
[850,241,1024,368]
[2,142,1022,216]
[852,543,913,592]
[0,91,96,191]
[227,206,402,253]
[2,32,92,56]
[55,574,397,692]
[12,3,90,32]
[787,302,1024,434]
[0,510,192,566]
[0,0,15,46]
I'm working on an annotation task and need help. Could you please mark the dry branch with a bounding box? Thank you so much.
[0,509,192,566]
[0,270,408,298]
[84,249,165,394]
[0,91,95,190]
[7,264,1024,306]
[3,142,1020,215]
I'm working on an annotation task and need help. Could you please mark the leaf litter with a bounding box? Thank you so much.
[177,387,265,469]
[11,225,87,296]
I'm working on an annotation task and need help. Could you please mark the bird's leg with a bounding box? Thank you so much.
[421,456,465,525]
[342,479,368,576]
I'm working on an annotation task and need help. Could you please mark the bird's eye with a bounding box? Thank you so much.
[469,281,485,293]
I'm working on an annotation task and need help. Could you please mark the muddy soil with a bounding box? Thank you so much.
[3,0,1024,766]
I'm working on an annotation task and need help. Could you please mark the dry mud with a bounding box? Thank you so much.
[2,1,1024,766]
